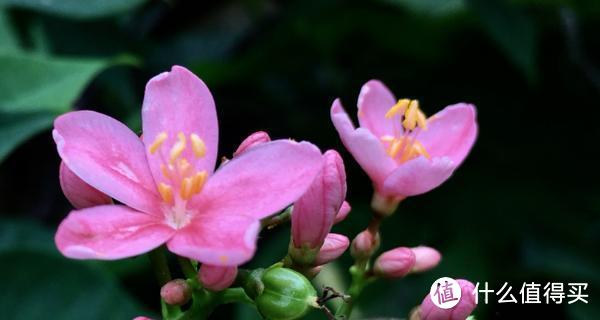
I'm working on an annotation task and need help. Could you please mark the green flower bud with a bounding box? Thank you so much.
[255,266,318,320]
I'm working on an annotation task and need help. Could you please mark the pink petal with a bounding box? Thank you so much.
[334,201,351,224]
[382,156,455,197]
[55,205,174,260]
[59,161,112,209]
[417,103,478,165]
[167,214,260,266]
[233,131,271,157]
[331,99,396,190]
[314,233,350,265]
[142,66,219,184]
[357,80,397,137]
[53,111,161,214]
[190,140,323,220]
[198,264,238,291]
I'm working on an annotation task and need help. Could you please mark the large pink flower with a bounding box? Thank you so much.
[54,66,323,266]
[331,80,477,198]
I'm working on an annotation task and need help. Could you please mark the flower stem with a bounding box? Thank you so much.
[177,256,198,280]
[149,246,172,286]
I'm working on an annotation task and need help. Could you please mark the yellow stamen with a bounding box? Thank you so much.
[149,132,168,154]
[413,141,431,159]
[385,99,410,119]
[160,164,171,179]
[416,110,428,130]
[190,133,206,158]
[169,132,187,164]
[380,135,395,143]
[402,100,419,131]
[191,171,208,194]
[158,183,173,204]
[180,177,194,200]
[388,139,405,158]
[177,158,192,177]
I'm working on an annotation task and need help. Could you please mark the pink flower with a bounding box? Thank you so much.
[334,201,351,224]
[420,279,477,320]
[314,233,350,265]
[198,264,238,291]
[373,247,416,278]
[59,161,111,209]
[411,246,442,273]
[53,66,323,266]
[330,80,477,198]
[291,150,346,249]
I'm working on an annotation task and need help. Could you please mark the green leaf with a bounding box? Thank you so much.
[0,218,54,253]
[0,111,54,162]
[382,0,466,16]
[0,250,149,320]
[0,52,110,113]
[0,0,147,19]
[0,8,18,51]
[467,0,537,79]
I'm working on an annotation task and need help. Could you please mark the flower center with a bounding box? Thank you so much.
[148,131,208,228]
[381,99,430,163]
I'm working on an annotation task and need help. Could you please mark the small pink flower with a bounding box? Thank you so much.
[350,230,380,260]
[330,80,477,198]
[420,279,477,320]
[160,279,192,305]
[59,161,111,209]
[291,150,346,249]
[314,233,350,265]
[233,131,271,157]
[373,247,416,278]
[411,246,441,273]
[198,264,238,291]
[53,66,323,266]
[333,201,351,224]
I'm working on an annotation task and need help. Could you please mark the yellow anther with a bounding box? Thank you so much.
[180,177,194,200]
[416,110,428,130]
[380,135,395,143]
[160,164,171,179]
[169,133,187,164]
[413,141,431,159]
[385,99,410,119]
[191,171,208,194]
[388,138,405,158]
[190,133,206,158]
[158,183,173,204]
[402,100,420,131]
[177,158,192,177]
[149,132,168,154]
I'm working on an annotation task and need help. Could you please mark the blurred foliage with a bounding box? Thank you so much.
[0,0,599,319]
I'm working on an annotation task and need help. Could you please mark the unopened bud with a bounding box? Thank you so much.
[411,246,441,273]
[133,317,153,320]
[233,131,271,157]
[255,266,318,320]
[420,279,477,320]
[350,230,380,260]
[333,201,351,224]
[373,247,416,278]
[59,161,111,209]
[160,279,191,306]
[314,233,349,265]
[198,264,238,291]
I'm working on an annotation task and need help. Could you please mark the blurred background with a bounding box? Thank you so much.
[0,0,599,319]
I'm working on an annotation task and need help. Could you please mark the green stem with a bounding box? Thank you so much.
[149,246,172,286]
[178,256,198,280]
[217,288,255,305]
[261,206,292,229]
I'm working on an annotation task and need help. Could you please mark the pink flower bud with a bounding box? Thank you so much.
[350,230,380,260]
[411,246,441,273]
[373,247,416,278]
[198,264,238,291]
[59,161,111,209]
[233,131,271,157]
[160,279,191,306]
[420,279,477,320]
[333,201,351,224]
[314,233,350,265]
[133,317,153,320]
[291,150,346,249]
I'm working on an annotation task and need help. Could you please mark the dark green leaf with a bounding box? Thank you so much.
[0,8,18,50]
[0,0,147,19]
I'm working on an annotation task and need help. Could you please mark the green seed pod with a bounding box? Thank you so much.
[255,266,318,320]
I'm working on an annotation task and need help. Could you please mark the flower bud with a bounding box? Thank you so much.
[420,279,477,320]
[373,247,416,278]
[233,131,271,157]
[291,150,346,251]
[350,230,380,260]
[59,161,111,209]
[314,233,349,265]
[333,201,351,224]
[255,266,318,320]
[133,317,153,320]
[198,264,238,291]
[160,279,191,306]
[411,246,441,273]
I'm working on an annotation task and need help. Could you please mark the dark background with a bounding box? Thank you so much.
[0,0,598,319]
